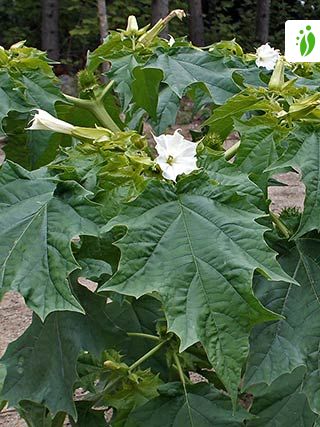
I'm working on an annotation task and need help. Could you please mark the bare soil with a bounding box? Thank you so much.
[0,136,305,426]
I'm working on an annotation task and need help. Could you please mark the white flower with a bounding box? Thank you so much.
[167,35,175,47]
[27,109,75,135]
[154,130,199,182]
[255,43,280,70]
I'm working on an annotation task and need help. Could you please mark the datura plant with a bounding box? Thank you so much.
[1,11,320,427]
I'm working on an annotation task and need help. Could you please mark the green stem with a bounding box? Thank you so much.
[90,103,120,132]
[97,80,115,102]
[94,338,169,406]
[270,211,291,239]
[224,141,241,161]
[127,332,160,342]
[173,353,188,390]
[64,94,120,133]
[103,376,122,394]
[131,36,136,50]
[129,339,169,372]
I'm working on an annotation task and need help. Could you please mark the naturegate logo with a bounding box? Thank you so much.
[297,24,315,56]
[285,20,320,62]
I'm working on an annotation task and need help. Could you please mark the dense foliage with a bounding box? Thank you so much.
[1,11,320,426]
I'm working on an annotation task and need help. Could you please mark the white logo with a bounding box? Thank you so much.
[285,20,320,63]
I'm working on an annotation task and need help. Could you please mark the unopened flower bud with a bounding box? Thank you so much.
[268,57,285,90]
[126,15,139,34]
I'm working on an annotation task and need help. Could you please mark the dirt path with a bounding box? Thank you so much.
[0,140,305,426]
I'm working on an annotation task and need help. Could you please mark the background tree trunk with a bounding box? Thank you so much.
[189,0,204,46]
[256,0,271,44]
[151,0,169,38]
[41,0,60,60]
[97,0,108,42]
[97,0,109,78]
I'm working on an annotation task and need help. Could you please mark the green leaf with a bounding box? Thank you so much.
[86,32,125,73]
[267,125,320,237]
[125,382,252,427]
[106,296,168,378]
[0,67,65,166]
[145,48,240,105]
[234,119,287,192]
[0,286,127,418]
[199,152,265,209]
[0,161,101,319]
[132,68,163,119]
[150,85,180,134]
[76,233,121,276]
[2,111,71,170]
[108,54,140,111]
[17,402,66,427]
[70,401,107,427]
[0,70,30,134]
[100,174,292,402]
[21,71,64,114]
[204,91,275,140]
[247,367,317,427]
[244,237,320,414]
[78,258,112,284]
[106,369,162,426]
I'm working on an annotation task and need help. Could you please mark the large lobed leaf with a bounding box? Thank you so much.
[0,287,125,418]
[100,172,292,402]
[125,382,252,427]
[247,367,318,427]
[244,236,320,415]
[0,287,164,419]
[0,161,101,319]
[203,91,277,140]
[268,125,320,237]
[144,48,240,105]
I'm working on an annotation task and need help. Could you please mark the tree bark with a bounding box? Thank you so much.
[256,0,271,44]
[188,0,205,46]
[151,0,169,38]
[97,0,108,43]
[97,0,109,77]
[41,0,60,61]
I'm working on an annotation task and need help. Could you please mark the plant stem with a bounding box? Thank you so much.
[173,353,188,390]
[64,94,120,133]
[127,332,160,342]
[128,339,169,372]
[95,338,169,405]
[103,376,122,394]
[90,103,120,132]
[270,211,290,239]
[224,141,241,161]
[97,79,115,102]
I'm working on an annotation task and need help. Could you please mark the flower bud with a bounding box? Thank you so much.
[268,57,285,91]
[126,15,139,33]
[171,9,186,21]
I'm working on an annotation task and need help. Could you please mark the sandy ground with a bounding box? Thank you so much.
[0,137,305,426]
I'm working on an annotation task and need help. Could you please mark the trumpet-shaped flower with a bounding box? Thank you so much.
[255,43,280,70]
[154,130,199,182]
[28,109,75,135]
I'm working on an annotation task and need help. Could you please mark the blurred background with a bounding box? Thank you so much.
[0,0,318,70]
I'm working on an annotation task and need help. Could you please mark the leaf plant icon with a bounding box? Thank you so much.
[297,25,316,56]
